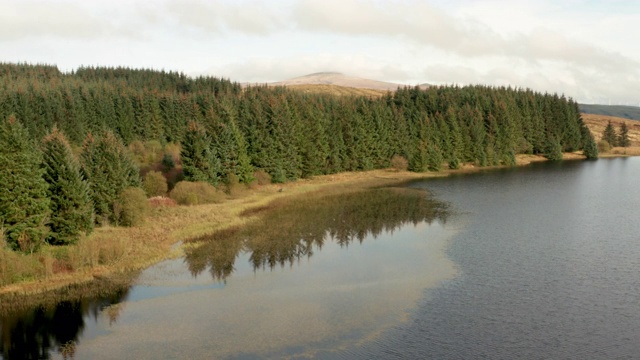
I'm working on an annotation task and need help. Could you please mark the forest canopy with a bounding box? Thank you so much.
[0,62,597,251]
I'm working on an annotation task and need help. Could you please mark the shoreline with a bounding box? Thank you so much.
[0,151,632,306]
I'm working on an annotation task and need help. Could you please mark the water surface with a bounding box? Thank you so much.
[1,187,455,359]
[5,158,639,359]
[351,158,640,359]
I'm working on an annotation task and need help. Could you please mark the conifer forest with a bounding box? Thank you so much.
[0,63,597,252]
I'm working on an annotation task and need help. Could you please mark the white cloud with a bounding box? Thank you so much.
[165,0,287,35]
[0,0,638,104]
[0,1,143,40]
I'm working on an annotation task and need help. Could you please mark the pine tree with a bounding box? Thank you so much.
[0,116,50,252]
[181,121,220,185]
[42,127,94,245]
[544,134,563,161]
[618,122,630,147]
[81,130,141,225]
[602,121,618,147]
[581,124,598,160]
[210,101,254,184]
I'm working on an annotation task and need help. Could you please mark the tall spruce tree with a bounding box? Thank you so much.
[602,121,618,147]
[0,116,50,252]
[618,122,630,148]
[181,121,220,185]
[81,130,141,225]
[42,127,94,245]
[211,101,254,184]
[581,124,599,160]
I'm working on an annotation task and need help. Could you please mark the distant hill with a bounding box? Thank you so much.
[270,72,428,92]
[579,104,640,121]
[279,84,388,97]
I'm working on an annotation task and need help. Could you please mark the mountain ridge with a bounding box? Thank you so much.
[270,72,428,92]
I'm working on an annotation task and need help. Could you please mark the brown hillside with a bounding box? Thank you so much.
[582,113,640,156]
[582,113,640,145]
[271,72,428,92]
[283,84,388,97]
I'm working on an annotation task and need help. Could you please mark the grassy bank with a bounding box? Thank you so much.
[0,151,602,305]
[0,169,431,296]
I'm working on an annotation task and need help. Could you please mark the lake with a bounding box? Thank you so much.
[2,157,640,359]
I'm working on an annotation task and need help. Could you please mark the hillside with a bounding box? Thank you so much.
[270,72,427,92]
[279,84,388,97]
[582,113,640,147]
[579,104,640,121]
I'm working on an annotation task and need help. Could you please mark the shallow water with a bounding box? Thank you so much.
[1,188,456,359]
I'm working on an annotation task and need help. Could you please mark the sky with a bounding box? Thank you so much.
[1,0,639,105]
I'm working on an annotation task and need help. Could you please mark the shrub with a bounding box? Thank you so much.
[597,140,611,153]
[224,173,243,196]
[164,143,181,166]
[448,156,460,170]
[161,153,175,171]
[170,181,223,206]
[253,169,272,186]
[143,170,168,197]
[148,196,177,207]
[129,140,163,168]
[271,167,286,184]
[390,155,408,171]
[114,187,149,227]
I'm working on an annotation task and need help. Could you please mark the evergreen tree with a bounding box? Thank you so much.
[81,130,141,225]
[581,124,599,160]
[602,121,618,147]
[210,101,254,184]
[42,127,94,245]
[618,122,630,147]
[544,134,563,161]
[0,116,50,252]
[181,121,220,185]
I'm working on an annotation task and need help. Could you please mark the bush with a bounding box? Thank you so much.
[161,153,175,171]
[114,187,149,227]
[253,169,272,186]
[164,143,181,166]
[129,140,165,170]
[148,196,177,207]
[169,181,223,205]
[224,173,243,196]
[390,155,408,171]
[597,140,611,153]
[143,170,168,197]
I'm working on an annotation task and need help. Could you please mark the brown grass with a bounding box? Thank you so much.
[283,84,388,98]
[582,113,640,156]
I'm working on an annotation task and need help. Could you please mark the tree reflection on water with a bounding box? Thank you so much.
[184,187,448,282]
[1,287,129,359]
[0,186,448,359]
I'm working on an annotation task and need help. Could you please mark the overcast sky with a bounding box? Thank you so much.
[1,0,638,105]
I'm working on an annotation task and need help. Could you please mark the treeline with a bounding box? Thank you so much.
[0,63,597,252]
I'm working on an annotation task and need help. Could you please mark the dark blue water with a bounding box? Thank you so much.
[350,157,640,359]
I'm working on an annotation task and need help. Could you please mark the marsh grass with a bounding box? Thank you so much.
[0,271,135,316]
[170,181,225,205]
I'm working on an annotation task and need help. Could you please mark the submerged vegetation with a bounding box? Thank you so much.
[0,62,598,292]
